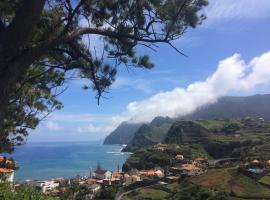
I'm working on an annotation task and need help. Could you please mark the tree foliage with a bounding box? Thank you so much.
[0,0,208,152]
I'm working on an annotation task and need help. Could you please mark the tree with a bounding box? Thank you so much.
[0,0,208,152]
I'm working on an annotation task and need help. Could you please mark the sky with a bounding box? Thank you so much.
[29,0,270,142]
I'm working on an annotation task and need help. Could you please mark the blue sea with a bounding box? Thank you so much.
[4,141,130,182]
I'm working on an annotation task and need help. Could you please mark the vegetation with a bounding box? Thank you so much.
[123,149,171,171]
[106,94,270,149]
[0,183,56,200]
[122,116,173,152]
[259,174,270,186]
[0,0,208,153]
[190,168,270,199]
[164,119,270,159]
[96,186,119,199]
[123,118,270,171]
[122,181,229,200]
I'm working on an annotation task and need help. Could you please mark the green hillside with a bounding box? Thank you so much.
[122,117,173,152]
[123,118,270,170]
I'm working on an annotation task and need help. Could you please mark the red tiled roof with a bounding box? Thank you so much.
[251,159,260,164]
[0,156,13,164]
[0,168,14,173]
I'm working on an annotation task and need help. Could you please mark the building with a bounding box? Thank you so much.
[36,180,60,193]
[0,168,14,182]
[92,169,112,180]
[175,154,184,161]
[165,176,179,183]
[138,170,165,178]
[171,164,203,176]
[123,174,141,185]
[152,144,168,152]
[0,156,16,183]
[251,159,260,165]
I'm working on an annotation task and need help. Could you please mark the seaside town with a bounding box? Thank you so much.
[2,0,270,199]
[3,139,270,200]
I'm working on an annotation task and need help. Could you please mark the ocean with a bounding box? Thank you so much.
[4,141,130,182]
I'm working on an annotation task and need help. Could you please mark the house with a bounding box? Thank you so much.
[165,176,179,183]
[153,144,168,151]
[251,159,260,165]
[112,172,123,179]
[138,170,165,178]
[175,154,184,161]
[123,174,141,185]
[155,170,165,178]
[92,169,112,180]
[0,156,13,165]
[266,160,270,167]
[0,156,16,183]
[171,164,203,176]
[0,168,14,182]
[36,180,60,193]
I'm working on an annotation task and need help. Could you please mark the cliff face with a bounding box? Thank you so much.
[103,122,141,145]
[163,121,210,144]
[122,116,173,152]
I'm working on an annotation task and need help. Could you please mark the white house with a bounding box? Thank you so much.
[0,168,14,182]
[92,169,112,180]
[36,180,60,193]
[175,154,184,161]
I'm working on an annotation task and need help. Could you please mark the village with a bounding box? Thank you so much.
[2,143,270,199]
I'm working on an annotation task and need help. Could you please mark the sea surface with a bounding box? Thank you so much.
[4,141,130,182]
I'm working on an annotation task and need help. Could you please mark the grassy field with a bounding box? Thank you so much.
[122,187,170,200]
[259,173,270,186]
[190,168,270,198]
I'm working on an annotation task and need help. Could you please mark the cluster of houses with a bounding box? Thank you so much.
[18,167,165,197]
[151,144,208,178]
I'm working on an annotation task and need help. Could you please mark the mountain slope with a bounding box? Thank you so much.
[185,94,270,120]
[105,94,270,146]
[122,117,173,152]
[103,122,142,145]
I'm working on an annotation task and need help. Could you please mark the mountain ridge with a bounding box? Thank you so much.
[104,94,270,148]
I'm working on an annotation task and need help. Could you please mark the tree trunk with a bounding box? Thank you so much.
[0,0,45,137]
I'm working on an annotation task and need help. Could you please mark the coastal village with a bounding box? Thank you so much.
[3,140,270,199]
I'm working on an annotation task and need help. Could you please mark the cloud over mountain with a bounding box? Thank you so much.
[113,51,270,124]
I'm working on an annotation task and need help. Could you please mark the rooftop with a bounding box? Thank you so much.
[0,168,14,173]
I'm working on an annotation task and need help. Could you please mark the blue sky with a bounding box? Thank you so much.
[29,0,270,142]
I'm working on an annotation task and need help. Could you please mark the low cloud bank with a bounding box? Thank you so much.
[111,51,270,125]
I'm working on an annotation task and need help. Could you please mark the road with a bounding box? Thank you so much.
[208,157,240,165]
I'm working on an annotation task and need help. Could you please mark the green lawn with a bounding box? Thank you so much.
[259,174,270,186]
[122,188,170,200]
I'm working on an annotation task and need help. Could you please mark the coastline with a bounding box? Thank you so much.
[7,141,131,182]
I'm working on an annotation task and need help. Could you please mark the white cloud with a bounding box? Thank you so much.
[49,113,113,123]
[46,121,62,131]
[204,0,270,25]
[110,51,270,124]
[77,123,115,134]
